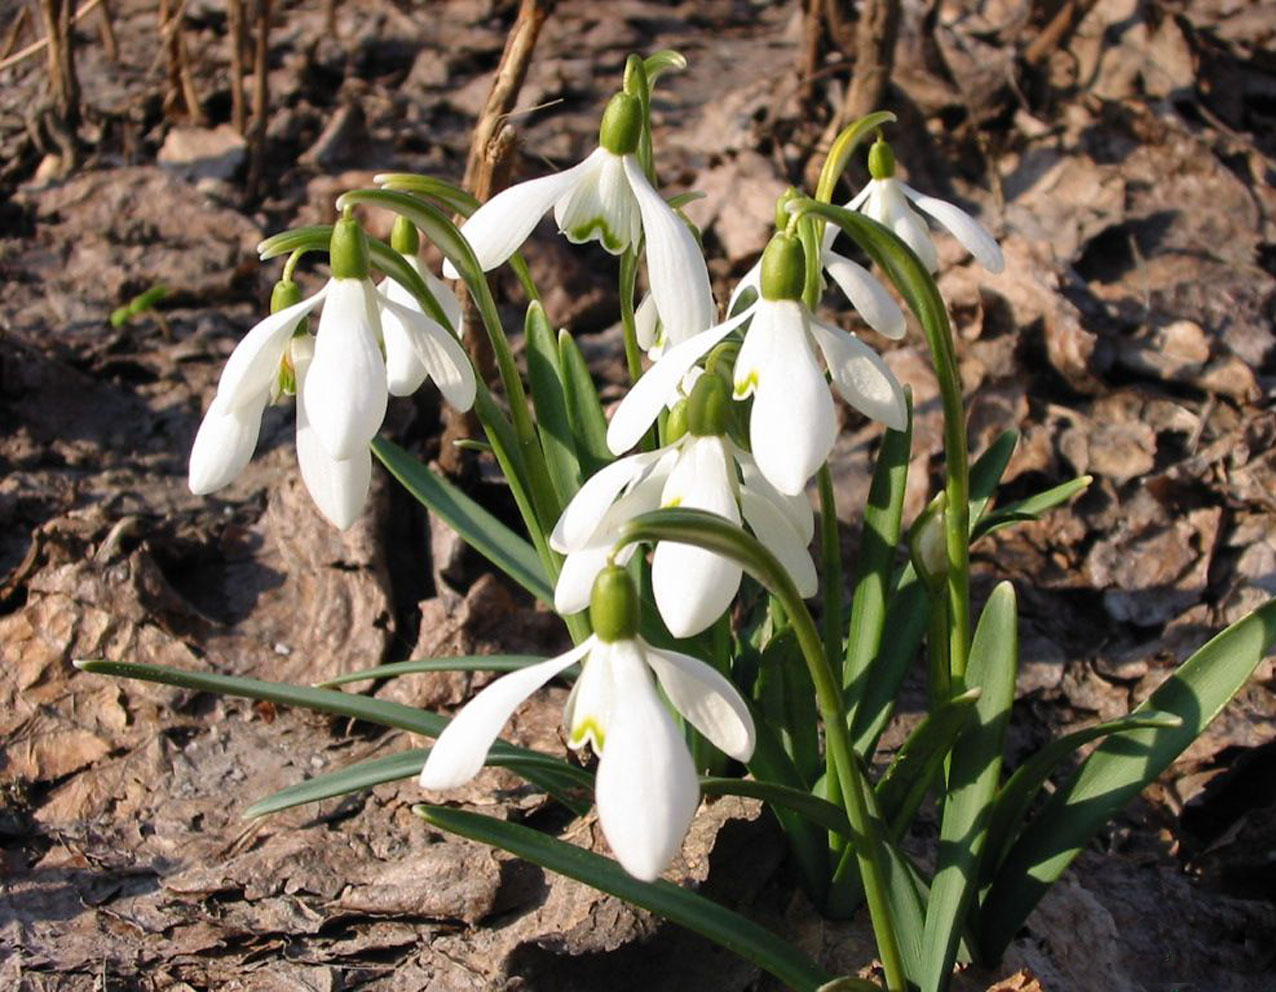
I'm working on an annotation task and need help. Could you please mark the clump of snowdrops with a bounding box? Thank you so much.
[78,53,1276,992]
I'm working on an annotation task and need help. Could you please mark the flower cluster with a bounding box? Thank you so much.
[187,76,1003,883]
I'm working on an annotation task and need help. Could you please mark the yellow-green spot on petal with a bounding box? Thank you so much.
[569,717,606,752]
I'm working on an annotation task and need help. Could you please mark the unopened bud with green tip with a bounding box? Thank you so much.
[590,564,640,642]
[867,137,896,180]
[329,213,370,280]
[686,372,732,437]
[910,493,949,594]
[599,92,643,156]
[760,232,806,302]
[390,215,420,256]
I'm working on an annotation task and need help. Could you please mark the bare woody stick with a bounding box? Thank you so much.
[97,0,116,62]
[438,0,552,476]
[2,7,30,61]
[228,0,247,134]
[1022,0,1100,69]
[244,0,271,201]
[37,0,80,131]
[842,0,900,125]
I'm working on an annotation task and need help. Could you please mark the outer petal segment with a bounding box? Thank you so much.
[900,181,1005,273]
[642,642,756,762]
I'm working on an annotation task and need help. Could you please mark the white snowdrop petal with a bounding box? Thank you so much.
[726,259,761,318]
[900,182,1004,274]
[381,293,476,410]
[748,307,836,495]
[564,640,618,751]
[217,285,328,410]
[550,450,662,552]
[422,266,465,338]
[651,438,742,636]
[448,150,605,275]
[419,643,591,790]
[731,298,778,400]
[643,642,756,761]
[822,250,907,340]
[736,452,814,544]
[296,428,372,530]
[605,310,748,455]
[379,278,430,397]
[303,279,388,460]
[594,642,701,881]
[808,318,908,432]
[622,156,715,348]
[188,393,267,495]
[554,153,615,249]
[739,486,818,598]
[554,543,613,616]
[634,292,660,352]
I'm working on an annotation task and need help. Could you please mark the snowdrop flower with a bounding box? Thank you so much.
[843,138,1003,275]
[606,233,907,496]
[446,92,714,348]
[189,215,476,529]
[420,565,755,881]
[378,217,476,409]
[552,374,817,637]
[728,191,907,343]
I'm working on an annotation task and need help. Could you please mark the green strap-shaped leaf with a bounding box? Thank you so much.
[74,660,593,808]
[246,748,430,818]
[875,688,981,840]
[977,598,1276,959]
[755,628,820,783]
[372,437,553,605]
[844,392,913,712]
[971,475,1092,541]
[921,583,1018,992]
[967,430,1018,523]
[316,654,555,688]
[559,329,612,477]
[525,301,583,505]
[415,804,833,991]
[977,709,1182,890]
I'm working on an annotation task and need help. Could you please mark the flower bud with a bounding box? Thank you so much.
[329,214,370,280]
[760,232,806,302]
[599,92,643,157]
[590,564,640,642]
[910,493,948,593]
[868,137,896,180]
[686,371,731,437]
[664,397,689,444]
[390,215,420,256]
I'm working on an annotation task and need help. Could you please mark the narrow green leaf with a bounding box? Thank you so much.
[922,583,1018,992]
[978,710,1182,889]
[700,777,850,839]
[875,688,981,839]
[316,654,553,688]
[844,392,913,714]
[416,804,832,990]
[559,329,612,477]
[967,430,1018,524]
[850,567,928,757]
[971,475,1093,541]
[755,629,820,782]
[525,302,582,504]
[245,748,429,818]
[643,48,688,82]
[73,660,593,807]
[978,599,1276,959]
[372,437,553,605]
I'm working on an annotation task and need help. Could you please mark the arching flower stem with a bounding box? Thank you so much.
[612,508,907,992]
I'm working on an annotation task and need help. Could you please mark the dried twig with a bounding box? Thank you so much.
[1,6,30,61]
[158,0,205,124]
[842,0,900,124]
[1022,0,1101,69]
[227,0,246,134]
[97,0,116,62]
[244,0,271,201]
[37,0,81,168]
[0,0,100,72]
[440,0,552,475]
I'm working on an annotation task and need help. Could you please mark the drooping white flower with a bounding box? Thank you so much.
[842,138,1004,275]
[553,375,817,638]
[607,233,907,497]
[444,92,715,349]
[420,566,755,882]
[189,216,476,529]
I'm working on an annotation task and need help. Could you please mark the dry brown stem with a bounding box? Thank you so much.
[227,0,247,134]
[36,0,80,171]
[440,0,552,474]
[97,0,116,61]
[1,6,30,61]
[244,0,271,200]
[1022,0,1100,69]
[843,0,900,124]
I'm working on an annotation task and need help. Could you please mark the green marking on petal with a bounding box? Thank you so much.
[733,373,758,399]
[569,717,606,751]
[564,217,630,255]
